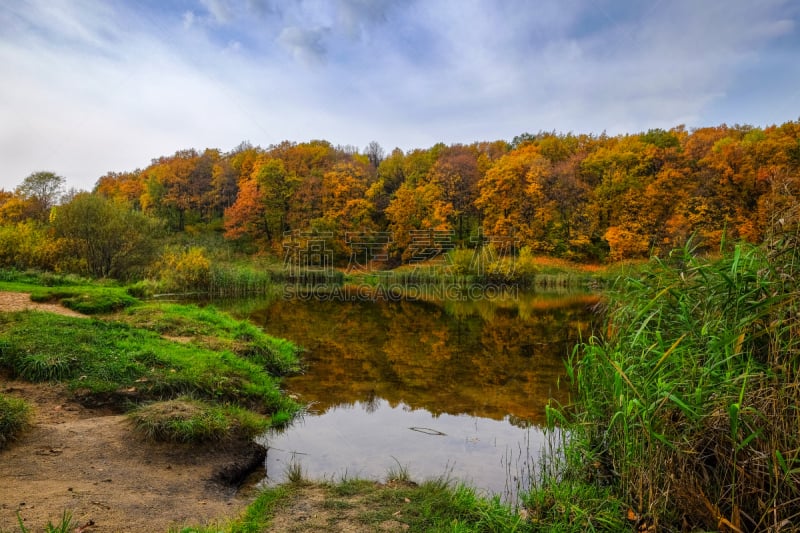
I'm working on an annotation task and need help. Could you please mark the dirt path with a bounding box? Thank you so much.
[0,292,86,318]
[0,293,257,532]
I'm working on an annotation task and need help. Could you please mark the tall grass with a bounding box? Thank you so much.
[208,264,276,297]
[551,226,800,530]
[13,510,74,533]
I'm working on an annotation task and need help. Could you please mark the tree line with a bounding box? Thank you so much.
[2,121,799,279]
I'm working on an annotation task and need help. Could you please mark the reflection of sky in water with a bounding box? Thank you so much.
[233,293,594,499]
[259,399,552,499]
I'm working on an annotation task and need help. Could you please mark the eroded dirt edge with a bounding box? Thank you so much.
[0,292,262,532]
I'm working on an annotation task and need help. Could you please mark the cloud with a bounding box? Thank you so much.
[182,10,195,30]
[0,0,798,191]
[199,0,233,24]
[336,0,394,38]
[278,26,330,65]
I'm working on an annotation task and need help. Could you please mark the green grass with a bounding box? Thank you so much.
[34,288,138,314]
[522,432,628,532]
[8,510,75,533]
[128,397,272,443]
[0,269,137,314]
[0,393,32,449]
[118,303,301,375]
[180,475,534,533]
[0,311,297,417]
[0,268,93,288]
[174,485,293,533]
[546,231,800,531]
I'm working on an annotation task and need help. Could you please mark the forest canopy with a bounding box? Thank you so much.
[2,121,799,278]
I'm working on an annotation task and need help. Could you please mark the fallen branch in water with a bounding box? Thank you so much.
[409,427,446,436]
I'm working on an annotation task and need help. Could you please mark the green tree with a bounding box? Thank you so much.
[16,171,65,220]
[52,193,161,279]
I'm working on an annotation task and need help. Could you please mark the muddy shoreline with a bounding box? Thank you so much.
[0,376,266,532]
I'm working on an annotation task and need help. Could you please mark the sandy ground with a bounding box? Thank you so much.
[0,292,86,318]
[0,293,260,532]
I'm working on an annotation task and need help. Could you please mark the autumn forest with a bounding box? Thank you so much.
[2,120,800,278]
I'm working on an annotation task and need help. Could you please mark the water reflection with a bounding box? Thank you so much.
[236,291,598,496]
[258,399,556,498]
[247,293,597,423]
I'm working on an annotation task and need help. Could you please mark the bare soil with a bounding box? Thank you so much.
[0,293,260,532]
[0,292,86,318]
[266,484,411,532]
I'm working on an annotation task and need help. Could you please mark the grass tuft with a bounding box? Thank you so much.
[386,457,412,484]
[29,287,138,314]
[14,510,74,533]
[0,393,32,449]
[128,397,271,443]
[285,460,305,484]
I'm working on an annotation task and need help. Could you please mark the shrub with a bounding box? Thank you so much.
[154,247,211,293]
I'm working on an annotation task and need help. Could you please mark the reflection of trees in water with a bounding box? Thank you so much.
[507,414,534,429]
[363,388,380,413]
[250,295,596,423]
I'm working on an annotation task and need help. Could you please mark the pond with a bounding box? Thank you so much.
[225,289,598,499]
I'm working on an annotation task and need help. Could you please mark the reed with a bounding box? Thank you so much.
[208,264,275,297]
[552,223,800,530]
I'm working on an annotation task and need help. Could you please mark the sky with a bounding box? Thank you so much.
[1,0,799,192]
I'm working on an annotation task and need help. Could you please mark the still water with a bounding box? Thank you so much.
[233,291,598,498]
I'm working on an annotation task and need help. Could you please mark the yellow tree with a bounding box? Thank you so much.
[94,171,144,209]
[320,161,374,228]
[475,144,549,248]
[385,181,453,262]
[253,156,298,245]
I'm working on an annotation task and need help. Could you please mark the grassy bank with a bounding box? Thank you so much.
[344,251,620,297]
[544,230,800,530]
[179,472,532,533]
[0,274,302,445]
